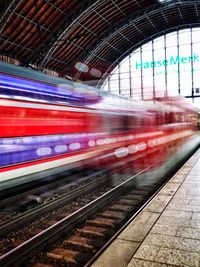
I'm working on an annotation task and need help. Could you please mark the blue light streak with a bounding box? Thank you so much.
[0,73,101,105]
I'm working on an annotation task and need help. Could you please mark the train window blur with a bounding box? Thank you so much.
[156,113,164,125]
[0,61,199,191]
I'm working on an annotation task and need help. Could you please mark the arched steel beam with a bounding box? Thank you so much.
[38,0,156,71]
[36,0,104,70]
[74,3,165,79]
[33,0,175,70]
[74,0,200,80]
[0,0,21,35]
[26,0,96,65]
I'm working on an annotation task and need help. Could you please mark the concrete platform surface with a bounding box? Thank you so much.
[92,149,200,267]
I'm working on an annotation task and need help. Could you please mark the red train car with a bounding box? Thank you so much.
[0,61,199,190]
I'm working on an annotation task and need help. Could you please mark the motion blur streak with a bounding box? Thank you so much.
[0,61,199,190]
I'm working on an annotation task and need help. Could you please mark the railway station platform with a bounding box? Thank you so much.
[91,148,200,267]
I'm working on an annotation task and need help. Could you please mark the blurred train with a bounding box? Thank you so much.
[0,61,200,191]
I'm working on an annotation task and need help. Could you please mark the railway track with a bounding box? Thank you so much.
[0,168,103,222]
[0,161,135,254]
[0,174,110,237]
[0,153,148,235]
[0,161,167,267]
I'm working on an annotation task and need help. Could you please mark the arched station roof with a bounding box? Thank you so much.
[0,0,199,82]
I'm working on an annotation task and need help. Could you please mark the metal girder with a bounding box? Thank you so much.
[0,33,34,53]
[132,0,141,9]
[161,10,169,24]
[15,12,51,33]
[104,40,123,53]
[44,0,66,16]
[195,3,200,21]
[89,4,134,53]
[0,34,73,72]
[28,0,156,70]
[146,15,158,32]
[34,32,88,70]
[0,0,21,35]
[88,3,134,46]
[76,21,97,37]
[0,32,35,62]
[118,32,134,46]
[177,6,185,23]
[110,0,126,17]
[73,3,159,79]
[93,8,111,25]
[34,0,101,70]
[88,53,108,63]
[74,1,200,80]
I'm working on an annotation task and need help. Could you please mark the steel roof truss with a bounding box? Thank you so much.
[0,0,21,35]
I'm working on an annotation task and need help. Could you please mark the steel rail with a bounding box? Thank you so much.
[0,168,103,205]
[0,162,159,267]
[0,171,108,236]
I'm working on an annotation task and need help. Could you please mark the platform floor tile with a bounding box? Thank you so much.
[150,223,179,236]
[145,194,172,213]
[157,214,200,228]
[157,182,180,195]
[176,226,200,239]
[118,211,159,242]
[91,239,140,267]
[128,258,180,267]
[161,209,192,219]
[142,233,200,252]
[131,248,200,267]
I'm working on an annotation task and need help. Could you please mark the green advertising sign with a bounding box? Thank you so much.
[135,53,199,70]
